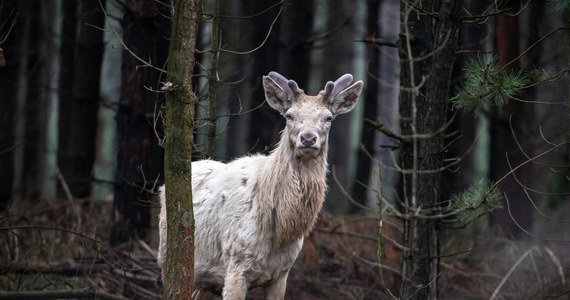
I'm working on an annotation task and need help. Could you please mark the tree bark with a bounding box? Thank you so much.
[162,0,201,298]
[399,1,462,299]
[111,0,168,244]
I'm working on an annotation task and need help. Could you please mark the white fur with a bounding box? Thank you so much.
[158,72,363,299]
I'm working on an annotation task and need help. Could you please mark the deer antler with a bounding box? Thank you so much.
[321,74,354,101]
[268,71,303,98]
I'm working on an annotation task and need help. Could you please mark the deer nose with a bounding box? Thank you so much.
[300,132,317,147]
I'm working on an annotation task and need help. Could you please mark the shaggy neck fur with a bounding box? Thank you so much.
[256,130,328,246]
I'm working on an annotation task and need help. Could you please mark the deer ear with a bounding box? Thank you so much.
[263,74,292,114]
[329,80,363,115]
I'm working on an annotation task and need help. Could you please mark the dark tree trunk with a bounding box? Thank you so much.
[399,1,462,299]
[323,0,357,214]
[247,2,280,154]
[18,1,46,201]
[225,2,281,158]
[441,0,488,201]
[57,0,77,198]
[277,0,314,87]
[489,0,536,239]
[111,0,168,245]
[0,0,19,211]
[58,0,105,199]
[351,0,381,213]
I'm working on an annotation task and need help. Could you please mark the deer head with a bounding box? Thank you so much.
[263,71,364,158]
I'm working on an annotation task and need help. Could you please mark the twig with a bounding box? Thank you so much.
[55,167,74,202]
[356,37,398,48]
[220,5,282,55]
[489,248,535,300]
[96,0,167,73]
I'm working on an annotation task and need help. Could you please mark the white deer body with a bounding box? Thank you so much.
[158,72,363,299]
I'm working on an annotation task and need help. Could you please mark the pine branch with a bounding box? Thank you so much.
[450,178,503,226]
[451,54,527,115]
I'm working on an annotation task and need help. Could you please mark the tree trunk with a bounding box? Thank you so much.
[225,2,280,158]
[17,2,45,201]
[247,2,280,155]
[111,0,168,244]
[277,0,314,87]
[162,0,201,298]
[57,0,77,199]
[58,0,105,199]
[0,0,19,211]
[399,1,462,299]
[352,0,381,213]
[489,0,535,238]
[323,0,357,214]
[441,0,488,201]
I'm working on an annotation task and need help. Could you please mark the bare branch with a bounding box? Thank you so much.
[220,6,283,55]
[96,0,167,73]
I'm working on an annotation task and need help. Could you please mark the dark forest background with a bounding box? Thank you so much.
[1,0,570,299]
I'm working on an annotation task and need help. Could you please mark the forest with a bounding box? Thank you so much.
[1,0,569,299]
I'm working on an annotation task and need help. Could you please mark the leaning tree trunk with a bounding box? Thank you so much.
[398,1,462,299]
[162,0,201,298]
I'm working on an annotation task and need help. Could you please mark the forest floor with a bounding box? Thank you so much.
[1,198,570,299]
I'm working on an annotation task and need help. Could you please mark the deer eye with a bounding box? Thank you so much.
[285,113,294,121]
[324,115,333,122]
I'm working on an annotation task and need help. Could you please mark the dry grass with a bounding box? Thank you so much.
[1,199,569,299]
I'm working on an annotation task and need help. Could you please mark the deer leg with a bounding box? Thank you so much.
[263,272,288,300]
[222,271,247,300]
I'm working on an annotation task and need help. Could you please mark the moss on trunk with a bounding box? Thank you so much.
[162,0,202,299]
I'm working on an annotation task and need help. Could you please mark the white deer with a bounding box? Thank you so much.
[158,71,363,299]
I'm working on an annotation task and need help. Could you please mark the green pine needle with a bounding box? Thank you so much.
[451,54,527,115]
[450,178,503,226]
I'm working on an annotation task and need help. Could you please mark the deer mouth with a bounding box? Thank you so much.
[296,145,320,157]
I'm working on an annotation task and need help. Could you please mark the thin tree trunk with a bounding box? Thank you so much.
[162,0,201,298]
[399,1,462,299]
